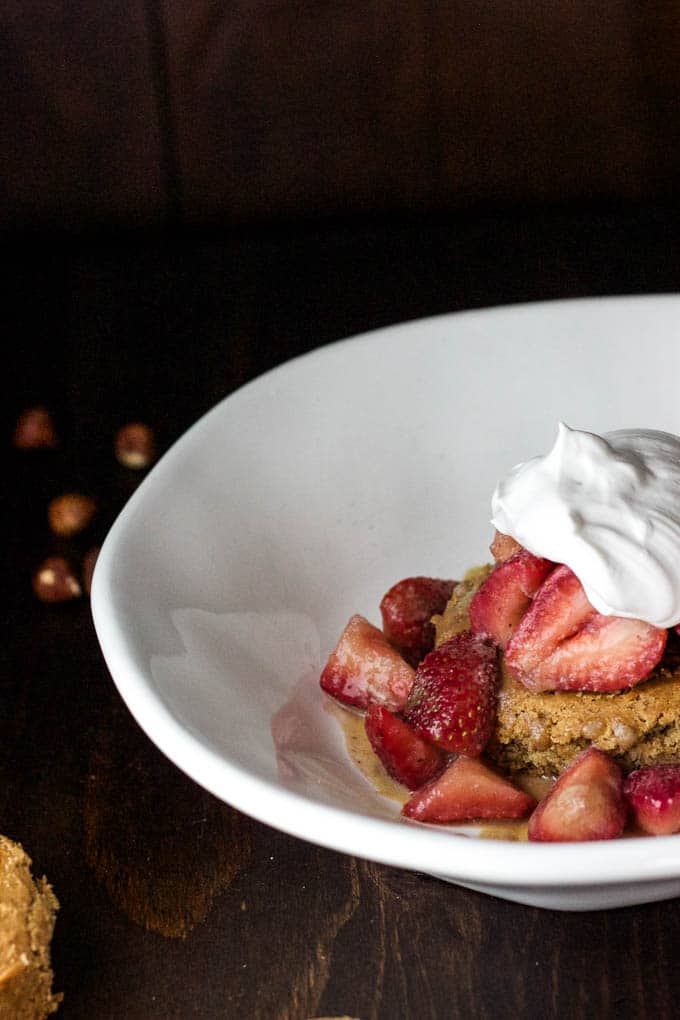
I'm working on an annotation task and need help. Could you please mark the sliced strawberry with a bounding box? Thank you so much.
[402,755,535,823]
[379,576,456,666]
[319,614,415,711]
[490,530,522,563]
[624,765,680,835]
[403,631,499,755]
[528,747,626,842]
[505,564,667,693]
[364,704,445,790]
[469,549,554,649]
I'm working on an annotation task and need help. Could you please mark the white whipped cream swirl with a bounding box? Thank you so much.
[490,423,680,628]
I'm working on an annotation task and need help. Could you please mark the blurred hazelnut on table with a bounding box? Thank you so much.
[114,422,156,469]
[32,556,82,603]
[82,546,100,596]
[47,493,97,537]
[13,406,58,449]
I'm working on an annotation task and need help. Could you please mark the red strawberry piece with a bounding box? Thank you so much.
[364,704,445,790]
[319,614,415,711]
[490,530,523,563]
[402,755,535,823]
[505,564,667,693]
[623,765,680,835]
[469,549,554,649]
[403,631,499,755]
[528,746,626,842]
[380,576,457,666]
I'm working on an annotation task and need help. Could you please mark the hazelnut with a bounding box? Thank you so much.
[13,406,58,449]
[115,422,156,469]
[611,719,638,751]
[581,719,605,741]
[33,557,82,603]
[82,545,100,596]
[47,493,97,537]
[528,719,551,751]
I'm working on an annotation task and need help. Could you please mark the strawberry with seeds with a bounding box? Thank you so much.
[528,746,626,842]
[624,765,680,835]
[365,704,445,790]
[380,576,456,666]
[320,614,415,711]
[403,631,499,755]
[505,564,667,692]
[469,548,554,649]
[403,755,535,823]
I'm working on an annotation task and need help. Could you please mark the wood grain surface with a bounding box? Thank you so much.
[0,1,166,230]
[161,0,655,222]
[3,3,680,230]
[5,205,680,1018]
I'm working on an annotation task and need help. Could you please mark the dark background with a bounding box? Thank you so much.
[3,2,680,231]
[4,4,680,1018]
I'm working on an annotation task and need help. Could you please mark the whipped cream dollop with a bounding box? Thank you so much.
[490,423,680,628]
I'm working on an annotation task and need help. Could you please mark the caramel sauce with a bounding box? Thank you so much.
[325,701,408,805]
[328,704,656,840]
[515,773,555,801]
[476,778,555,841]
[328,702,558,836]
[476,820,529,841]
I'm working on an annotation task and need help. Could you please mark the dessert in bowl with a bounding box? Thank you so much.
[91,295,680,910]
[320,425,680,843]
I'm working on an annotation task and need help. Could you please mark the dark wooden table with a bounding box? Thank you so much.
[6,203,680,1019]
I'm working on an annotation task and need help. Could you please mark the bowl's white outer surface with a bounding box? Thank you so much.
[92,296,680,911]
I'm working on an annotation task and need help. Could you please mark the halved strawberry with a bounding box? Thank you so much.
[469,549,554,649]
[402,754,535,823]
[319,614,415,711]
[624,765,680,835]
[364,704,445,790]
[505,564,667,692]
[527,746,626,842]
[403,631,499,755]
[380,576,457,666]
[490,531,522,563]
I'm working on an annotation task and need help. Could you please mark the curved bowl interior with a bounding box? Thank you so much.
[92,296,680,907]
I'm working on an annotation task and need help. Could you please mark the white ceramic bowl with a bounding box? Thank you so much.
[92,295,680,911]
